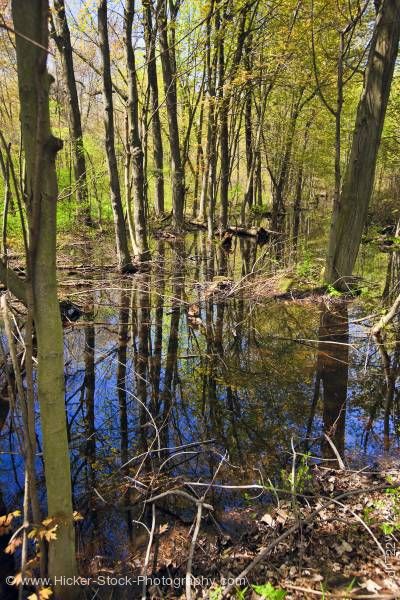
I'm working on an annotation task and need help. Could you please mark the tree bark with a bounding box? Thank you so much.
[124,0,150,261]
[219,4,249,229]
[11,1,80,597]
[271,88,304,232]
[53,0,91,224]
[325,0,400,288]
[98,0,133,272]
[143,1,165,216]
[156,0,185,229]
[218,18,229,230]
[244,37,254,211]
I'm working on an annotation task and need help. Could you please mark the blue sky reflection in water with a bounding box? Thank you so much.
[0,232,398,559]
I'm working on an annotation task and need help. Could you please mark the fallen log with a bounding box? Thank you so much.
[226,225,281,244]
[186,219,207,230]
[372,292,400,337]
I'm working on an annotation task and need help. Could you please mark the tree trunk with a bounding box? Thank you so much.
[11,1,80,597]
[219,5,249,229]
[325,0,400,288]
[124,0,150,261]
[98,0,133,272]
[143,0,165,216]
[218,25,229,230]
[244,37,254,211]
[271,89,304,231]
[53,0,91,224]
[206,1,218,239]
[193,100,205,218]
[156,0,185,229]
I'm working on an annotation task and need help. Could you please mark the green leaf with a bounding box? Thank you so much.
[252,582,287,599]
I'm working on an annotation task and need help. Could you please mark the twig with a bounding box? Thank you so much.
[145,489,213,511]
[372,292,400,336]
[221,483,400,597]
[329,497,385,556]
[19,469,29,600]
[186,501,204,600]
[323,433,346,470]
[0,18,55,55]
[141,504,156,600]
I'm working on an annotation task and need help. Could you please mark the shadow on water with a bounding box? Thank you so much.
[0,231,399,568]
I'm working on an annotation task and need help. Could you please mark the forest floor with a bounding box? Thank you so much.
[84,460,400,599]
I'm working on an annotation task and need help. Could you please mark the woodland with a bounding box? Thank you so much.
[0,0,400,599]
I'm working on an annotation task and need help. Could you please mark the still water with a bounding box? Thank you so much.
[0,231,399,568]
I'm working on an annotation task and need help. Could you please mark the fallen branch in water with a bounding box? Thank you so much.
[144,488,213,510]
[372,291,400,338]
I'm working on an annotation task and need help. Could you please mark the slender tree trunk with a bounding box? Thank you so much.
[53,0,91,224]
[218,21,229,230]
[206,1,218,239]
[143,1,165,216]
[325,0,400,288]
[271,90,303,231]
[11,1,80,597]
[293,119,311,244]
[124,112,139,256]
[198,1,217,226]
[333,31,344,212]
[124,0,150,261]
[98,0,133,272]
[156,0,185,228]
[193,100,205,218]
[244,37,253,211]
[219,5,249,229]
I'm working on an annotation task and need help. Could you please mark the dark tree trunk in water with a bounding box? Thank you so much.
[143,0,165,216]
[151,241,165,413]
[53,0,91,224]
[84,313,96,463]
[12,0,79,596]
[124,0,150,261]
[136,274,151,446]
[98,0,133,272]
[318,305,349,466]
[156,0,185,229]
[325,0,400,288]
[117,287,133,538]
[159,242,183,451]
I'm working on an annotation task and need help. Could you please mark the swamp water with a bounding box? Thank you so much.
[0,230,399,587]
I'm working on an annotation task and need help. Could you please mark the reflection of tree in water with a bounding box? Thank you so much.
[158,242,184,453]
[4,233,397,568]
[0,362,17,598]
[317,304,349,466]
